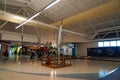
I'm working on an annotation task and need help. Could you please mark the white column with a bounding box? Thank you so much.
[57,24,62,63]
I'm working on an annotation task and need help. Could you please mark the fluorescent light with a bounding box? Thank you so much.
[15,0,60,29]
[45,0,60,10]
[15,12,40,29]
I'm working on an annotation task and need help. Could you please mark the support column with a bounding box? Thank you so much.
[0,43,2,58]
[57,20,63,63]
[34,27,41,46]
[20,26,24,61]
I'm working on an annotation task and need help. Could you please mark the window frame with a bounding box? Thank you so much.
[98,40,120,47]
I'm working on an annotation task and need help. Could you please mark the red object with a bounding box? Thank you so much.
[44,46,48,53]
[62,56,65,65]
[47,56,51,65]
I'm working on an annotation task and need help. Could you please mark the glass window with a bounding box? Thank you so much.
[110,41,116,46]
[104,41,110,47]
[98,42,103,47]
[117,40,120,46]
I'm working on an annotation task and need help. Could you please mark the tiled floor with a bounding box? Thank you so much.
[0,58,120,80]
[90,57,120,62]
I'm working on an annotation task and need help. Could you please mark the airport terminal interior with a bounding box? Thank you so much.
[0,0,120,80]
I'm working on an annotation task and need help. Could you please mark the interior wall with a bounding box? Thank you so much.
[1,30,89,45]
[76,41,98,57]
[2,33,21,41]
[61,44,73,56]
[23,36,38,43]
[1,31,38,43]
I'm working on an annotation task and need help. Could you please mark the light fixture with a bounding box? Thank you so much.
[45,0,60,10]
[15,0,60,29]
[15,12,41,29]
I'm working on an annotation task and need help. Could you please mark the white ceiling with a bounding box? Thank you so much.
[0,0,120,41]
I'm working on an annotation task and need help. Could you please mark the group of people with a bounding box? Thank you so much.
[30,46,57,60]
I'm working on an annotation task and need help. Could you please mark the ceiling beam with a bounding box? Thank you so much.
[98,26,120,32]
[1,0,27,7]
[51,0,120,27]
[0,21,8,28]
[0,8,23,29]
[34,27,41,43]
[92,37,120,41]
[0,10,86,37]
[0,1,32,29]
[90,26,120,39]
[101,32,111,39]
